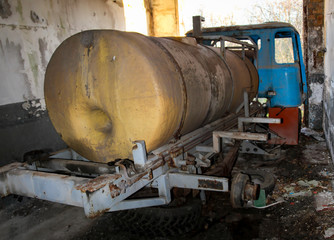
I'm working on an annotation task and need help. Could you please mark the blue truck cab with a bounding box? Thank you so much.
[187,22,307,108]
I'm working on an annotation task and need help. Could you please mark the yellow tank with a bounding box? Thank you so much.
[45,30,258,163]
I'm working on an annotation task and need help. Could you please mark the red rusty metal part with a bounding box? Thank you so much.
[170,147,184,159]
[76,174,121,193]
[148,169,153,180]
[109,183,122,198]
[244,183,260,200]
[87,208,110,219]
[198,179,224,190]
[268,107,299,145]
[167,158,177,168]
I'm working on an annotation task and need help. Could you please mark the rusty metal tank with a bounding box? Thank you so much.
[44,30,258,163]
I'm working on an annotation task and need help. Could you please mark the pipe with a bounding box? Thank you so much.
[44,30,258,163]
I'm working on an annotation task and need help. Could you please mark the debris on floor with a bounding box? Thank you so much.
[324,227,334,239]
[315,191,334,211]
[319,169,334,178]
[301,127,325,141]
[279,179,328,198]
[297,179,320,187]
[0,135,333,240]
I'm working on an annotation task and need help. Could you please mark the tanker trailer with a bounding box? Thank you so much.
[44,30,258,163]
[0,29,264,224]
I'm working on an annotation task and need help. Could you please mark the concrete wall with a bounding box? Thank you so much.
[303,0,325,130]
[323,0,334,161]
[0,0,125,165]
[145,0,179,36]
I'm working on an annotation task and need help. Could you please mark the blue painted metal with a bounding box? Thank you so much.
[187,22,307,108]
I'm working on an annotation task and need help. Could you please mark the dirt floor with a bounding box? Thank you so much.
[0,134,333,240]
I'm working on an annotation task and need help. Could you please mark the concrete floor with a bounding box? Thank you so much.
[0,134,333,240]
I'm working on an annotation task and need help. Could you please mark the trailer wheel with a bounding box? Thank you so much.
[111,198,202,237]
[243,169,276,195]
[230,173,250,208]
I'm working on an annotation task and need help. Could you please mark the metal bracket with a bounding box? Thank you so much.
[240,140,270,155]
[196,152,212,168]
[239,140,281,160]
[238,117,282,132]
[132,140,148,169]
[213,131,268,153]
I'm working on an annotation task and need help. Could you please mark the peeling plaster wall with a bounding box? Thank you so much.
[0,0,125,105]
[323,0,334,162]
[303,0,325,130]
[0,0,125,165]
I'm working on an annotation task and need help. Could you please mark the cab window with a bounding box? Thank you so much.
[274,31,295,64]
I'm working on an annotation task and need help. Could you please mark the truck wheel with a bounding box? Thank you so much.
[243,170,276,195]
[111,198,202,237]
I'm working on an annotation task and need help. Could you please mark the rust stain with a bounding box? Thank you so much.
[170,147,183,158]
[109,183,121,198]
[167,158,176,168]
[129,159,165,184]
[244,183,260,200]
[131,171,149,184]
[198,179,223,190]
[0,162,25,173]
[185,153,196,165]
[148,168,153,180]
[76,174,121,193]
[87,208,110,219]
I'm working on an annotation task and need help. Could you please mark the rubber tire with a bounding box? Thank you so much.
[111,198,202,237]
[231,173,250,208]
[243,169,276,195]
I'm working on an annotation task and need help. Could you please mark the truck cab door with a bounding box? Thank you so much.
[269,30,304,107]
